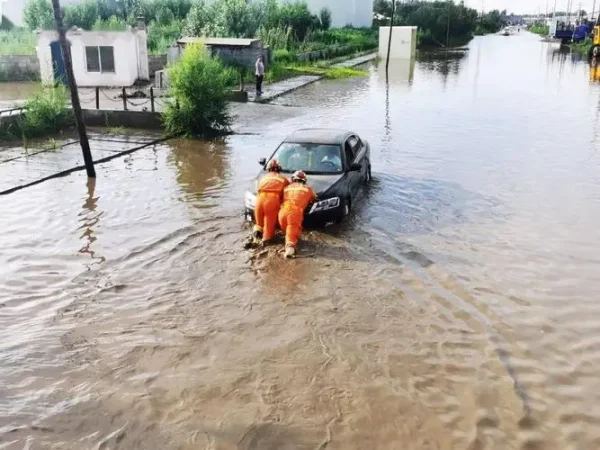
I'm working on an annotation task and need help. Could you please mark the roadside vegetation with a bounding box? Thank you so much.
[529,23,550,36]
[163,44,235,138]
[374,0,508,47]
[570,38,593,56]
[0,86,73,141]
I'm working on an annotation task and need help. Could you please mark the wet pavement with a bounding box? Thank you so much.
[1,33,600,449]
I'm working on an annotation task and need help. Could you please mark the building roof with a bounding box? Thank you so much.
[283,129,353,145]
[177,37,259,47]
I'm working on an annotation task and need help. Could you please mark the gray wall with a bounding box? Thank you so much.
[211,47,261,68]
[148,54,167,77]
[0,55,40,82]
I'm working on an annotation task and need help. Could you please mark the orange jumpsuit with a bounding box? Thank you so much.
[253,172,289,241]
[591,58,600,82]
[278,182,317,248]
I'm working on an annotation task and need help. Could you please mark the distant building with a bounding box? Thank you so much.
[291,0,373,28]
[37,26,149,87]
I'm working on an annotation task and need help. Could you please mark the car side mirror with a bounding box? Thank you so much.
[259,157,266,166]
[350,163,362,172]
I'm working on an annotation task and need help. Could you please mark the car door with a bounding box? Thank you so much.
[344,136,360,198]
[352,136,368,181]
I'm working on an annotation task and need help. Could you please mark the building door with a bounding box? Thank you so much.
[50,41,67,85]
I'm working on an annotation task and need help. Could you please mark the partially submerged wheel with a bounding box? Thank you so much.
[335,198,351,224]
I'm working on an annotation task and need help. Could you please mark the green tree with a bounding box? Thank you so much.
[64,0,99,30]
[23,0,54,30]
[163,44,235,137]
[183,0,212,36]
[1,15,15,30]
[319,7,332,30]
[278,1,315,41]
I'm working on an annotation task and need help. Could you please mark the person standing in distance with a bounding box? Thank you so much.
[255,55,265,96]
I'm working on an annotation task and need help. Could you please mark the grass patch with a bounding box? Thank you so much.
[265,49,373,84]
[529,24,550,36]
[266,62,366,83]
[106,126,126,135]
[570,38,592,56]
[0,29,37,55]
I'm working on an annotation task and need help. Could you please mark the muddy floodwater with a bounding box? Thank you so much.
[2,33,600,449]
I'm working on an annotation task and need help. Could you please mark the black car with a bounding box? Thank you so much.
[245,128,371,224]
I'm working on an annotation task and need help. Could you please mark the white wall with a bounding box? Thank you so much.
[281,0,373,28]
[37,29,149,87]
[379,26,417,60]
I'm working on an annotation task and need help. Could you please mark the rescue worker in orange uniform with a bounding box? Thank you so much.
[591,47,600,82]
[278,170,317,258]
[253,159,289,245]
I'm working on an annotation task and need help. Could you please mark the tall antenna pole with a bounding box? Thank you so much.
[51,0,95,178]
[386,0,395,75]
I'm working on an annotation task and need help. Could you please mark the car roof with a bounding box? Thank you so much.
[283,128,354,146]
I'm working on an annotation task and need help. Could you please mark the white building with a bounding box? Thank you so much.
[379,26,417,60]
[290,0,373,28]
[37,27,149,87]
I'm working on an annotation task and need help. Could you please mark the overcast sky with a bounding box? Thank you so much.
[463,0,598,15]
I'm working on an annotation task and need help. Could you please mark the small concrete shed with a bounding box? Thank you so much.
[174,37,268,68]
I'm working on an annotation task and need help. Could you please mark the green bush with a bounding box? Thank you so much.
[0,86,74,140]
[530,23,550,36]
[163,44,235,138]
[273,48,297,63]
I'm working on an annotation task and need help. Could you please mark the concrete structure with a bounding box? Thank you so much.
[176,37,266,68]
[378,26,417,60]
[37,27,149,87]
[0,55,40,82]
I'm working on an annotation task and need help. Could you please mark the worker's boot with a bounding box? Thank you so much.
[252,229,263,244]
[284,246,296,259]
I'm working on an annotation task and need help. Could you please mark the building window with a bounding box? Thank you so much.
[85,46,115,73]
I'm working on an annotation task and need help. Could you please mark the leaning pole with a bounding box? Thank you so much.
[51,0,96,178]
[386,0,396,75]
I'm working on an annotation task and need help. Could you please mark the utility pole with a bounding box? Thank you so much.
[592,0,597,22]
[51,0,95,178]
[446,1,451,49]
[386,0,396,75]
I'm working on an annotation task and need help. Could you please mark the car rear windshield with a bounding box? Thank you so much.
[270,143,343,174]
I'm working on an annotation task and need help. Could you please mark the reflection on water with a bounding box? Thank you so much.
[2,32,600,449]
[78,178,105,269]
[379,57,416,84]
[168,138,230,202]
[0,81,41,103]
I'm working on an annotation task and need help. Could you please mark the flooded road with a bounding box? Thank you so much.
[2,33,600,449]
